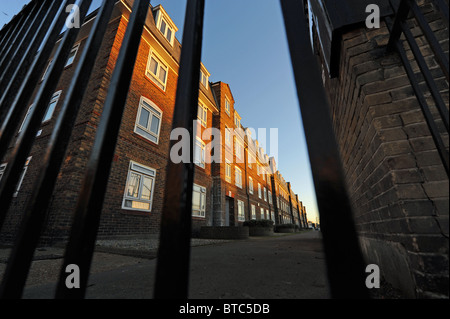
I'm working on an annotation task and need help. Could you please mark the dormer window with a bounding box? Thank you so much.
[159,17,174,44]
[154,5,178,46]
[234,113,241,128]
[200,70,208,88]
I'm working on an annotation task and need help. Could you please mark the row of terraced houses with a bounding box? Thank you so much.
[0,1,308,244]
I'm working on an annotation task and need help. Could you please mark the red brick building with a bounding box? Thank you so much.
[0,1,308,244]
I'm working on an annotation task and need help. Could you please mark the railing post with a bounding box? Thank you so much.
[154,0,205,299]
[280,0,370,299]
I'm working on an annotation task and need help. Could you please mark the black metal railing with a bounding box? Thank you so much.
[386,0,449,177]
[0,0,385,299]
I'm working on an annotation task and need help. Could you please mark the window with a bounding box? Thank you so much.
[235,140,243,160]
[13,157,32,197]
[260,207,265,219]
[225,97,230,115]
[41,44,80,81]
[146,50,168,91]
[237,200,245,222]
[234,114,240,128]
[194,137,206,168]
[268,191,272,204]
[19,91,62,133]
[248,177,253,194]
[65,43,80,67]
[0,158,34,198]
[192,184,206,218]
[225,126,231,147]
[264,187,267,201]
[235,167,242,188]
[251,204,256,220]
[0,163,6,181]
[134,97,162,144]
[198,103,207,127]
[158,16,175,44]
[42,91,62,123]
[258,183,261,199]
[225,160,231,182]
[122,161,156,212]
[200,70,208,88]
[248,154,254,169]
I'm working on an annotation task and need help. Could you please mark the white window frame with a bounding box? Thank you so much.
[19,91,62,133]
[42,90,62,123]
[251,204,256,220]
[198,103,207,128]
[234,114,240,128]
[146,49,169,91]
[268,191,272,204]
[192,184,206,218]
[225,97,230,116]
[264,187,267,202]
[237,200,245,222]
[14,157,32,197]
[157,15,175,45]
[65,43,80,67]
[258,183,262,199]
[134,97,163,144]
[122,161,156,212]
[225,160,232,183]
[235,166,242,188]
[235,139,243,160]
[200,70,208,89]
[0,163,6,182]
[194,137,206,168]
[225,126,231,147]
[260,207,265,219]
[41,44,80,81]
[248,176,253,194]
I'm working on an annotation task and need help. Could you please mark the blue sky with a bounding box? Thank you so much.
[0,0,319,224]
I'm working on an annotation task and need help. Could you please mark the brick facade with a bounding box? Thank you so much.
[312,0,448,298]
[0,2,308,246]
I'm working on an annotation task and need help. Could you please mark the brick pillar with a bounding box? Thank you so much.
[320,0,448,298]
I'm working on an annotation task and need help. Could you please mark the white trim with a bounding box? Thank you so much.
[146,47,169,91]
[235,166,242,188]
[192,183,206,218]
[194,137,206,168]
[134,96,163,144]
[121,161,156,212]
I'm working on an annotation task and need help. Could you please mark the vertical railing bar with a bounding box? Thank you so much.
[153,0,205,300]
[0,0,75,156]
[0,0,60,106]
[410,1,449,81]
[386,16,449,177]
[400,19,449,131]
[0,9,28,63]
[54,0,149,299]
[387,0,414,51]
[0,0,116,300]
[280,0,370,298]
[0,0,91,236]
[0,0,50,88]
[0,1,40,75]
[0,20,17,55]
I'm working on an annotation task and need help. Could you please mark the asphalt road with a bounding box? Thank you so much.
[23,230,330,299]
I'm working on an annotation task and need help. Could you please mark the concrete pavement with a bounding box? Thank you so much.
[20,230,330,299]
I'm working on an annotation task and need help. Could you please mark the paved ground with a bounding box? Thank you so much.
[1,231,330,299]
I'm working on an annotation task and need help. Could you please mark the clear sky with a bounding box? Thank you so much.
[0,0,320,224]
